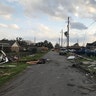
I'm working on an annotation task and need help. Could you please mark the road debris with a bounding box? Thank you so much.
[67,56,75,60]
[26,60,39,65]
[26,58,49,65]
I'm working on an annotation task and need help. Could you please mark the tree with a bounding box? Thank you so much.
[16,37,23,42]
[36,40,53,49]
[48,42,53,49]
[55,43,60,49]
[43,40,48,47]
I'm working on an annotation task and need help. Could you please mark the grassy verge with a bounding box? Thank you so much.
[0,51,48,87]
[20,51,48,62]
[0,63,27,87]
[72,56,96,75]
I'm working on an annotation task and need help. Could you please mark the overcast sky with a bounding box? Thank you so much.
[0,0,96,46]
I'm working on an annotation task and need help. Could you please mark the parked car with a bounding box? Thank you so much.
[59,48,68,55]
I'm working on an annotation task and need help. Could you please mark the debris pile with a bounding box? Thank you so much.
[68,54,96,78]
[0,50,9,64]
[26,58,49,65]
[67,56,75,60]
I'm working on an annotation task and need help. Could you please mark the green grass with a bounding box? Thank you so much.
[89,56,96,60]
[0,63,27,87]
[20,51,48,62]
[0,51,48,87]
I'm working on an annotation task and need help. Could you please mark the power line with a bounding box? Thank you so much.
[83,20,96,46]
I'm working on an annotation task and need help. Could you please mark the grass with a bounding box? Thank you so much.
[89,56,96,60]
[0,51,48,87]
[76,57,96,74]
[0,63,27,86]
[20,51,48,62]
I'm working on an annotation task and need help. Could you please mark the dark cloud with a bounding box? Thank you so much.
[70,22,88,30]
[7,0,96,20]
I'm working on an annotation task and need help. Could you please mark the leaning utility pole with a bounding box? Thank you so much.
[67,17,69,48]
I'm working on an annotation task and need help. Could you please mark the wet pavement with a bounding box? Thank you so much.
[0,51,96,96]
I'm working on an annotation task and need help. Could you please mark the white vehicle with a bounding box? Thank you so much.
[59,48,68,55]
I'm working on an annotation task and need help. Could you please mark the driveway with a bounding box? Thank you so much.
[0,51,96,96]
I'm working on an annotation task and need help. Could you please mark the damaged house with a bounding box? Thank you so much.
[0,39,37,54]
[11,41,20,52]
[0,43,10,52]
[86,41,96,50]
[0,40,20,53]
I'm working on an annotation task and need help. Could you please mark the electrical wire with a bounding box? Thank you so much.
[83,20,96,46]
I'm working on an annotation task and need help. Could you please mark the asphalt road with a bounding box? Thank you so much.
[0,51,96,96]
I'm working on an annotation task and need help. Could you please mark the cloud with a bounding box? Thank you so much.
[1,14,12,20]
[0,23,8,28]
[9,24,20,30]
[38,24,58,39]
[7,0,96,21]
[19,23,58,44]
[70,22,88,30]
[0,2,15,19]
[7,0,19,2]
[0,23,20,30]
[4,0,96,45]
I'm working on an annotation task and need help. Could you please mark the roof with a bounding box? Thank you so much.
[86,41,96,47]
[0,43,10,47]
[0,40,15,46]
[11,41,20,47]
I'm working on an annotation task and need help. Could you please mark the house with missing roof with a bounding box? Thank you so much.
[86,41,96,50]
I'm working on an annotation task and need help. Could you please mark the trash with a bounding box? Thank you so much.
[0,50,9,64]
[26,58,48,65]
[90,76,93,78]
[3,73,11,76]
[72,64,76,67]
[13,56,19,61]
[37,59,46,64]
[82,61,90,65]
[85,73,89,76]
[88,65,95,67]
[94,67,96,70]
[67,56,75,60]
[7,65,16,68]
[90,61,96,65]
[0,65,16,68]
[26,60,39,65]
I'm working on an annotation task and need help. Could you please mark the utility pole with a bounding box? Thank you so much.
[60,29,63,47]
[59,38,60,47]
[67,17,70,48]
[34,37,36,45]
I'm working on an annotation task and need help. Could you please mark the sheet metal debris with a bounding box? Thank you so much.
[0,50,9,64]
